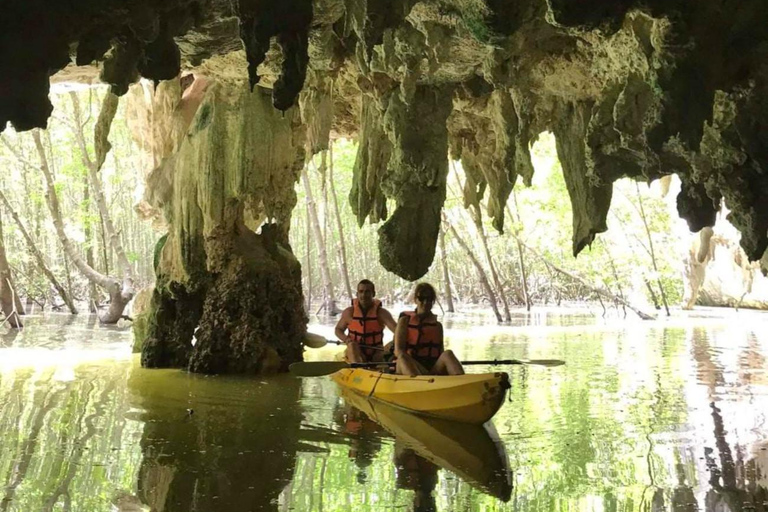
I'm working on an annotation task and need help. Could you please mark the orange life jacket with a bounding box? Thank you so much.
[401,311,442,368]
[348,298,384,359]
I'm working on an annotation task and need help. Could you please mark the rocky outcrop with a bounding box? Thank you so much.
[1,0,312,133]
[683,226,768,311]
[138,80,307,372]
[5,0,768,286]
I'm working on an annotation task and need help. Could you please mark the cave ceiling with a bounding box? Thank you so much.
[2,0,768,278]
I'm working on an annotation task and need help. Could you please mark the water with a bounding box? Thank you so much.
[1,309,767,511]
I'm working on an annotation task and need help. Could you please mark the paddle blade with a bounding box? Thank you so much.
[525,359,565,367]
[303,332,329,348]
[289,361,350,377]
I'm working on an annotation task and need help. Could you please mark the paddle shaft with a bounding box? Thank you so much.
[324,339,389,351]
[347,359,547,368]
[314,340,545,365]
[290,358,564,376]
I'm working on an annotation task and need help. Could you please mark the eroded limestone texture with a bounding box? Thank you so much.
[7,0,768,283]
[378,84,453,279]
[139,79,307,372]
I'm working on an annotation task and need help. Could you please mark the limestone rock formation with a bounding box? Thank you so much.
[137,80,307,372]
[6,0,768,370]
[683,226,768,310]
[6,0,768,279]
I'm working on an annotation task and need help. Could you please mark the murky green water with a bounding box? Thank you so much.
[1,310,767,511]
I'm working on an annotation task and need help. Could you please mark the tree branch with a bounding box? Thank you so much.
[0,136,42,172]
[517,238,655,320]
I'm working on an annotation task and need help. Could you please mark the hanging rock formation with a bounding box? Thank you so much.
[6,0,768,275]
[5,0,768,370]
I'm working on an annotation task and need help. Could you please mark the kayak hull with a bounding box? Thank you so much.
[331,369,509,425]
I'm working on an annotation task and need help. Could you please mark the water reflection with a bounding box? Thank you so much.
[337,388,512,503]
[0,363,140,512]
[1,312,768,511]
[128,368,304,511]
[690,328,768,512]
[336,400,385,484]
[394,446,439,512]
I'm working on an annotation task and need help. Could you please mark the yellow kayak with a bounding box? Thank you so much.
[339,387,512,502]
[331,368,510,424]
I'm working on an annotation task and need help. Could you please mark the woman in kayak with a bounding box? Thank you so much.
[394,282,464,376]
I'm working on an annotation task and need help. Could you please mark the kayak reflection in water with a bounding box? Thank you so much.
[394,443,439,512]
[395,282,464,376]
[339,387,513,505]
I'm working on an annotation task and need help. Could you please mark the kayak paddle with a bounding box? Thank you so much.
[303,332,388,351]
[303,332,330,348]
[289,358,565,377]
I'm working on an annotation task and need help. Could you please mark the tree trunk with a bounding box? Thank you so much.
[305,205,312,313]
[99,208,110,277]
[508,192,531,311]
[301,165,339,315]
[82,172,99,313]
[34,130,129,323]
[328,143,353,301]
[0,209,23,328]
[61,240,74,310]
[601,240,627,317]
[445,217,503,323]
[645,279,661,310]
[320,153,329,255]
[472,204,511,321]
[70,92,134,287]
[438,226,455,313]
[0,165,77,316]
[635,182,669,316]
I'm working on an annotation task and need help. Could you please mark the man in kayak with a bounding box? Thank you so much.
[394,282,464,376]
[335,279,397,363]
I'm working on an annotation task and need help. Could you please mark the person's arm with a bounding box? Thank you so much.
[379,307,398,333]
[334,309,352,343]
[437,322,445,353]
[394,316,409,357]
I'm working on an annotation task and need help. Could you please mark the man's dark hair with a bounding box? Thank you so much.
[357,279,375,293]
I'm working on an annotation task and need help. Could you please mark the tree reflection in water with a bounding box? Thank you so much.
[689,329,768,512]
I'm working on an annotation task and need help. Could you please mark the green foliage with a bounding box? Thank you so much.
[443,0,499,46]
[462,11,494,44]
